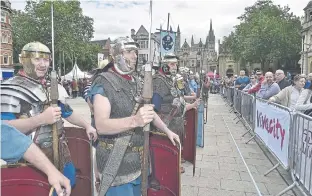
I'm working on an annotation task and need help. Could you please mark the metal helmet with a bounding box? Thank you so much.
[110,37,139,75]
[19,42,51,79]
[161,53,179,76]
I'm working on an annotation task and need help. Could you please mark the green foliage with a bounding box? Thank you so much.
[12,0,102,72]
[222,0,301,70]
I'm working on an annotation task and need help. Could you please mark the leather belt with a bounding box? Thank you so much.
[98,141,143,152]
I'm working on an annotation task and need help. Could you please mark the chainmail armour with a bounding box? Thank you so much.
[0,76,71,171]
[92,71,144,186]
[152,73,186,144]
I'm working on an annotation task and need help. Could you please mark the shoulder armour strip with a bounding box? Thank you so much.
[1,89,34,104]
[1,104,21,113]
[2,76,47,102]
[1,94,20,106]
[1,85,39,102]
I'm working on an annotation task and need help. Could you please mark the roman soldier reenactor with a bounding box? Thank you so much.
[89,37,180,196]
[0,42,97,195]
[151,53,200,173]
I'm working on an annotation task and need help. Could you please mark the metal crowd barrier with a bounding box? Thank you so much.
[224,87,234,107]
[240,92,255,131]
[233,89,242,114]
[220,87,312,196]
[283,113,312,196]
[220,86,226,98]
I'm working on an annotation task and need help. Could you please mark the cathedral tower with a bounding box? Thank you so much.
[205,19,215,51]
[174,25,181,52]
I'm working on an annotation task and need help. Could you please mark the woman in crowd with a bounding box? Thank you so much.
[295,78,312,115]
[242,75,257,92]
[268,75,306,110]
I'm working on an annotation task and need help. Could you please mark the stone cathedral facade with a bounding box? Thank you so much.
[175,19,218,73]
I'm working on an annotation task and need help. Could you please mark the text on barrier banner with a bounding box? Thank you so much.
[255,101,290,168]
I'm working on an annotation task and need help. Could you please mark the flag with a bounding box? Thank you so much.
[160,31,175,55]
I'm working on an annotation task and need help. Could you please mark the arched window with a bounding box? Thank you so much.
[1,11,5,22]
[3,54,9,65]
[1,33,8,43]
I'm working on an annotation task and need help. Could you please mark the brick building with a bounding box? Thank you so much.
[1,0,13,80]
[91,38,112,58]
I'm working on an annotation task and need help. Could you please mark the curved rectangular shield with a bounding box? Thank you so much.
[1,166,50,196]
[64,127,92,196]
[148,133,181,196]
[182,108,197,176]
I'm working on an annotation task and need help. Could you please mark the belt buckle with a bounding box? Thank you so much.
[132,146,138,152]
[107,143,113,150]
[132,146,143,152]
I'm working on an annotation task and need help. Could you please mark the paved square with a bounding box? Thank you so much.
[64,94,302,196]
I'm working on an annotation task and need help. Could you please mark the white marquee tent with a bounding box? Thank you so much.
[62,63,91,81]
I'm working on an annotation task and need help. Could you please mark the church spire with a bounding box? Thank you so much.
[205,19,215,49]
[191,35,194,46]
[177,25,180,33]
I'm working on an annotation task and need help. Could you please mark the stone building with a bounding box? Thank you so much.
[131,25,160,68]
[218,39,274,77]
[300,1,312,75]
[1,0,13,80]
[175,19,218,73]
[217,40,238,77]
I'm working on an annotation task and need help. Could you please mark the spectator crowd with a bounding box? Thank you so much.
[220,69,312,116]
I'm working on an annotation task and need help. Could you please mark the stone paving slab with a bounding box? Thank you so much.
[64,95,301,196]
[180,94,301,196]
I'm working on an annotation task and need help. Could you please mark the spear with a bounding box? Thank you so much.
[50,1,59,169]
[141,0,153,195]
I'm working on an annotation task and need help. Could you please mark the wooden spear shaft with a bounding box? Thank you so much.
[50,2,59,169]
[141,1,153,195]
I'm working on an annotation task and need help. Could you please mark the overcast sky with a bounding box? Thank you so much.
[11,0,308,46]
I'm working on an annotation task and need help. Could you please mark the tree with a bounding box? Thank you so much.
[223,0,301,71]
[12,0,102,72]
